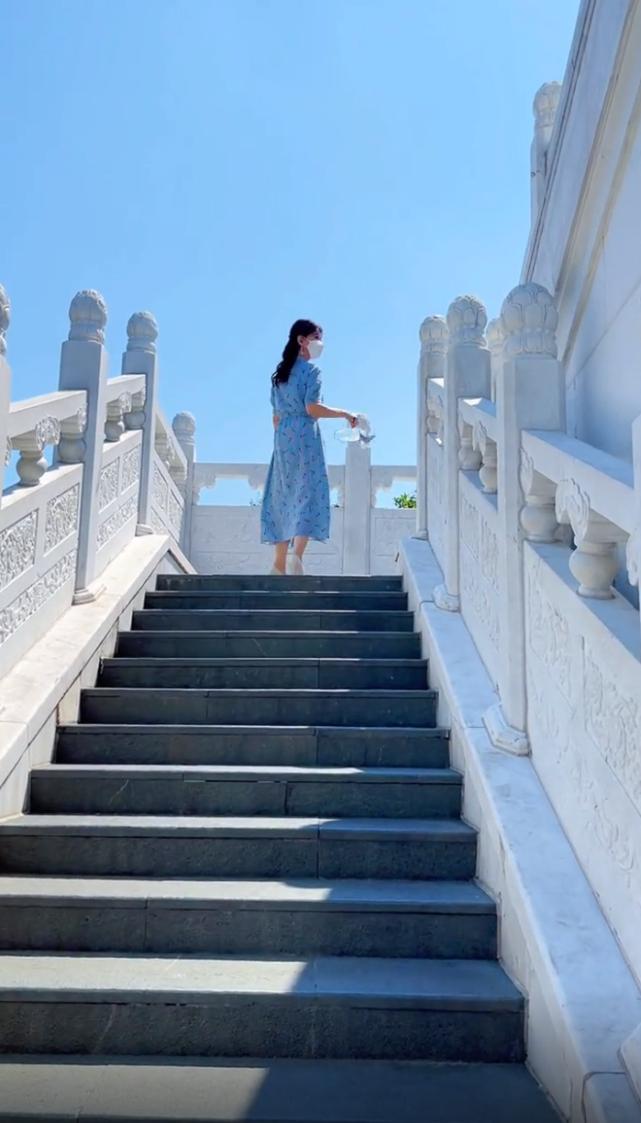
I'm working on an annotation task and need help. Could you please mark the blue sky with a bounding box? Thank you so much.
[2,0,578,494]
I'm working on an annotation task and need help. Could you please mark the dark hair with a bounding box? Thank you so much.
[272,319,320,386]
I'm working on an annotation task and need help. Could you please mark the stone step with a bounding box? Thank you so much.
[117,629,422,660]
[0,953,524,1061]
[146,590,409,612]
[132,609,415,633]
[99,657,428,691]
[0,816,477,879]
[29,764,461,819]
[0,1056,561,1122]
[0,877,496,958]
[55,725,450,768]
[79,688,438,728]
[158,572,404,592]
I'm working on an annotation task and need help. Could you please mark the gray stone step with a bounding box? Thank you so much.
[133,609,415,633]
[146,590,409,612]
[0,953,524,1061]
[116,628,422,660]
[0,877,496,958]
[0,816,477,879]
[0,1056,561,1122]
[55,725,450,768]
[158,573,404,592]
[29,764,461,819]
[99,657,428,691]
[79,688,438,727]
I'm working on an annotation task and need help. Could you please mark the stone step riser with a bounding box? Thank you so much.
[0,835,477,880]
[157,575,404,592]
[116,631,422,660]
[132,610,416,633]
[0,999,524,1063]
[29,775,461,819]
[79,691,438,728]
[0,903,496,959]
[55,728,450,769]
[145,593,409,612]
[98,661,428,692]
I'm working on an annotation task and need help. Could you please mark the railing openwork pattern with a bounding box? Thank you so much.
[417,282,641,984]
[0,286,188,677]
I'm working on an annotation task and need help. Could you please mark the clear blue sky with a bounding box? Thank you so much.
[2,0,578,486]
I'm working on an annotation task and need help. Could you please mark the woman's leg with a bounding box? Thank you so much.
[272,541,288,574]
[293,536,309,560]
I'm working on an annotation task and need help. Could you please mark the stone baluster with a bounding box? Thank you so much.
[173,412,196,554]
[556,479,627,599]
[121,311,159,535]
[416,315,448,539]
[458,417,482,471]
[0,285,10,498]
[519,451,558,542]
[58,405,88,465]
[435,295,490,611]
[626,414,641,626]
[58,290,109,603]
[486,317,504,403]
[343,439,372,574]
[105,393,132,441]
[486,281,564,754]
[474,422,497,494]
[13,417,61,486]
[530,81,561,223]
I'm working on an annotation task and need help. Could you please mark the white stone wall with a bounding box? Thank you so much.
[525,0,641,460]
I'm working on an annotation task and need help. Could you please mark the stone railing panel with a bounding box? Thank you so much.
[94,431,142,577]
[0,462,81,676]
[151,451,185,545]
[458,473,500,685]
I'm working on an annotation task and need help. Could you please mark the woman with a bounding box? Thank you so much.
[261,319,359,575]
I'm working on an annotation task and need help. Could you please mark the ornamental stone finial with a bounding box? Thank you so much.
[68,290,108,344]
[419,315,448,353]
[172,411,196,438]
[486,317,504,355]
[0,284,10,356]
[446,295,487,345]
[533,81,562,130]
[127,310,158,352]
[500,282,558,358]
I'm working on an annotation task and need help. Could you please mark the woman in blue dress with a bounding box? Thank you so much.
[261,319,359,575]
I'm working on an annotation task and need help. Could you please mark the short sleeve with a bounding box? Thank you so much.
[304,364,322,406]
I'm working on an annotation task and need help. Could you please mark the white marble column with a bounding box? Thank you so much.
[416,315,447,539]
[435,295,491,611]
[121,311,159,535]
[58,290,109,603]
[0,285,11,499]
[173,411,196,554]
[486,281,564,754]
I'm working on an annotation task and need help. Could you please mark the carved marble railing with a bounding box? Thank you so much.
[189,444,416,576]
[0,284,188,677]
[417,280,641,987]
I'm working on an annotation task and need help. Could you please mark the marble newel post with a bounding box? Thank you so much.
[416,315,448,539]
[485,282,564,755]
[121,311,159,535]
[0,285,11,498]
[530,82,561,223]
[58,290,109,603]
[434,296,491,611]
[343,439,372,574]
[173,412,196,554]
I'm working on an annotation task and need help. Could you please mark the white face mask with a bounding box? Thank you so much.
[307,338,324,359]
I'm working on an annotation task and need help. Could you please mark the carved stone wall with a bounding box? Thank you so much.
[0,511,38,592]
[524,543,641,987]
[371,509,416,575]
[458,476,500,685]
[150,452,185,546]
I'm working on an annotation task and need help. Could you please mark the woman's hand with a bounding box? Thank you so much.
[344,412,358,428]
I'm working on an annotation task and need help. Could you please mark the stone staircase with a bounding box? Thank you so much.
[0,573,558,1121]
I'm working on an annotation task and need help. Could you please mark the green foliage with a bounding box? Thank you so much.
[393,491,417,509]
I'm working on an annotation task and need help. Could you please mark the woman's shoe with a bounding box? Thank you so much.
[287,555,304,575]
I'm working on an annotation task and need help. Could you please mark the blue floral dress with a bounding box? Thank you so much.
[261,359,330,544]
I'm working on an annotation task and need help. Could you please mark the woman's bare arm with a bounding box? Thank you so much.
[306,403,355,423]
